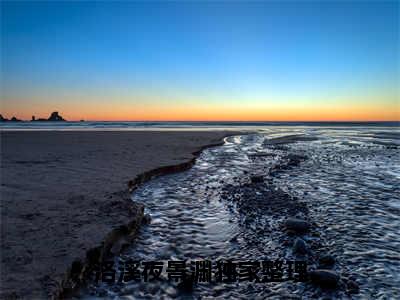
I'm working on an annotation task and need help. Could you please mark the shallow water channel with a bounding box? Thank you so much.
[82,127,399,299]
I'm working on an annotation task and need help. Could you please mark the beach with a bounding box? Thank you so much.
[75,126,398,299]
[1,126,399,299]
[0,130,235,299]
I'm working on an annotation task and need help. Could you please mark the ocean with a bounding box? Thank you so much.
[0,121,399,131]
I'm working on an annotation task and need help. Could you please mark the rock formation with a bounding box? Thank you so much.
[0,115,21,122]
[31,112,67,122]
[0,112,67,122]
[47,112,66,121]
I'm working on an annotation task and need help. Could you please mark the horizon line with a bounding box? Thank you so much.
[1,119,399,123]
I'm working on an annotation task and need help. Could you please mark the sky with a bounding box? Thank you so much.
[1,1,399,121]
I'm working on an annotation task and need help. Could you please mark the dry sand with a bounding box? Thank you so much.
[0,130,234,299]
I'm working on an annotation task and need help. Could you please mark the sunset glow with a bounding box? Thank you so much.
[1,2,399,121]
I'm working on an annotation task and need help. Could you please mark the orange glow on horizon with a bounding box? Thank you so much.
[2,101,399,122]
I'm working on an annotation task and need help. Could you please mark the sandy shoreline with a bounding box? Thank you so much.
[0,130,237,299]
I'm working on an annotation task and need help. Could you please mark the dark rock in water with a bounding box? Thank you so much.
[250,175,264,183]
[346,280,359,294]
[10,116,21,122]
[293,238,308,254]
[229,235,238,243]
[285,217,310,233]
[142,214,151,224]
[319,254,336,267]
[309,269,340,288]
[0,115,22,122]
[287,154,306,167]
[48,111,66,121]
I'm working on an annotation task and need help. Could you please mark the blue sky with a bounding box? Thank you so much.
[1,1,399,120]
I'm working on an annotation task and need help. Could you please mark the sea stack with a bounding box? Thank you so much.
[47,112,66,121]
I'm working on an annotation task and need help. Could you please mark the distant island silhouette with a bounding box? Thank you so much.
[0,111,66,122]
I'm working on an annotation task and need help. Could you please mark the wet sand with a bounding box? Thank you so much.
[81,130,399,299]
[0,131,235,299]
